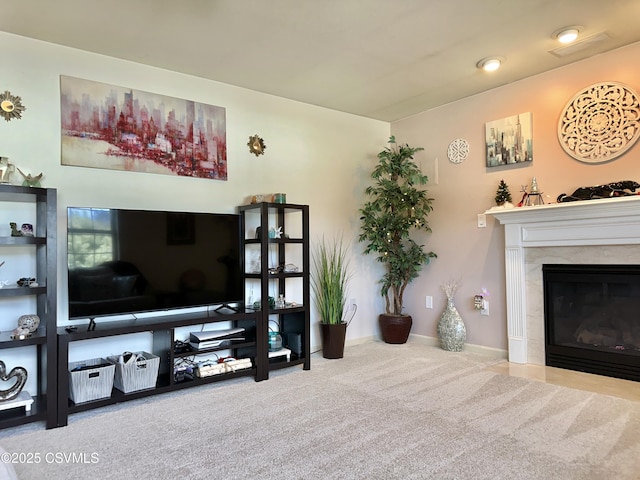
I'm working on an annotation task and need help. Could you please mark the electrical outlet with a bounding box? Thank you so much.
[477,213,487,228]
[425,295,433,309]
[481,300,489,316]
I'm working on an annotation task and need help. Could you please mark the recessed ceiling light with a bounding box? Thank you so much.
[554,26,580,44]
[476,57,503,72]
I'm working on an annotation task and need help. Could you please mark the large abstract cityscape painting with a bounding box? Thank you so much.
[485,112,533,167]
[60,75,227,180]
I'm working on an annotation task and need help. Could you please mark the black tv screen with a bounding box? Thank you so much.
[67,207,243,319]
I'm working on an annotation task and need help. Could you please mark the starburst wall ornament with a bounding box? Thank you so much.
[0,91,26,122]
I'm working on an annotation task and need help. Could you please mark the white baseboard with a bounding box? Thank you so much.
[346,335,377,347]
[313,334,508,360]
[408,333,508,359]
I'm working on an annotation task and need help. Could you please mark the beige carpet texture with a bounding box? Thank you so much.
[1,341,639,479]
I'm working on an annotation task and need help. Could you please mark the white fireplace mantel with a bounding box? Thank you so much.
[486,195,640,364]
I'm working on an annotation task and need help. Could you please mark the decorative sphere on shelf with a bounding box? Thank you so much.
[18,314,40,333]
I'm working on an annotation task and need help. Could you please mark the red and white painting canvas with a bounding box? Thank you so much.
[60,75,227,180]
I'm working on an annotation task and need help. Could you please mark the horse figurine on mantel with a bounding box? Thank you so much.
[557,180,640,203]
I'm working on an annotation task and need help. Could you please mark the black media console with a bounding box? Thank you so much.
[55,202,311,428]
[56,308,263,427]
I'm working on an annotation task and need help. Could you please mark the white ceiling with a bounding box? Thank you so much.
[3,0,640,122]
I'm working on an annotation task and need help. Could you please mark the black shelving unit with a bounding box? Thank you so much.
[0,185,57,429]
[56,309,259,427]
[238,202,310,377]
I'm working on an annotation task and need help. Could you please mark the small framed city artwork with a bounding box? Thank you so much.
[485,112,533,167]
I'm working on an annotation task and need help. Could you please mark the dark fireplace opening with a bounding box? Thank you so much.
[543,264,640,382]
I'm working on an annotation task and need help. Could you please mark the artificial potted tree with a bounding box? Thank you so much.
[311,235,353,359]
[359,136,436,343]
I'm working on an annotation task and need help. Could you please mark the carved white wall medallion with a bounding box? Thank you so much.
[447,138,469,164]
[558,82,640,163]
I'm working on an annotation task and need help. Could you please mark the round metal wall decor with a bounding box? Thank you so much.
[447,138,469,164]
[0,91,26,122]
[247,134,266,156]
[557,82,640,163]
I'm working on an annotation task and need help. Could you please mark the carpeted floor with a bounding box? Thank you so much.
[1,341,639,479]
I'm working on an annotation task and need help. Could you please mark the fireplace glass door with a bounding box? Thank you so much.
[543,264,640,382]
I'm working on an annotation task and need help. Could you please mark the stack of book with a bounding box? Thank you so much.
[195,358,253,377]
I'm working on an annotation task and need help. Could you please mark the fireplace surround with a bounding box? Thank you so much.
[486,195,640,370]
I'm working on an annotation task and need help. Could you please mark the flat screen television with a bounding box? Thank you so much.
[67,207,244,319]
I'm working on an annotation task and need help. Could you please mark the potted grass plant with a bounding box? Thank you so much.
[359,136,436,343]
[311,235,354,359]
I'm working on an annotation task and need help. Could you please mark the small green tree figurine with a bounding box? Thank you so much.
[495,179,512,206]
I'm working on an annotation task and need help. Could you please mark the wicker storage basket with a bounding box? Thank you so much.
[107,351,160,393]
[68,358,115,404]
